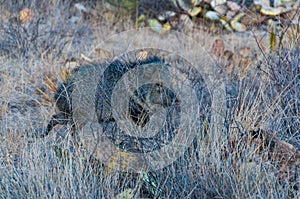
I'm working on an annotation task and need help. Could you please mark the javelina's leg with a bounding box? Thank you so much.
[37,112,70,138]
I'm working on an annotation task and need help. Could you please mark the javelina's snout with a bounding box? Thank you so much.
[128,83,179,127]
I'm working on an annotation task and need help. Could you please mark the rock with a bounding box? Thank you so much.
[158,11,177,22]
[230,21,247,32]
[205,11,220,20]
[254,0,270,6]
[213,4,228,15]
[226,1,241,12]
[210,0,227,8]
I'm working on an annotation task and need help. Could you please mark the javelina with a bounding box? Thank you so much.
[40,56,179,138]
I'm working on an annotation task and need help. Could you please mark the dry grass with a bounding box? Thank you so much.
[0,1,299,198]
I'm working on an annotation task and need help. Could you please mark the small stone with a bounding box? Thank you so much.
[148,19,163,34]
[260,5,291,16]
[205,11,220,20]
[188,7,202,17]
[192,0,203,6]
[158,11,177,22]
[211,0,227,8]
[226,1,241,12]
[214,4,228,15]
[226,10,237,18]
[230,21,247,32]
[254,0,270,6]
